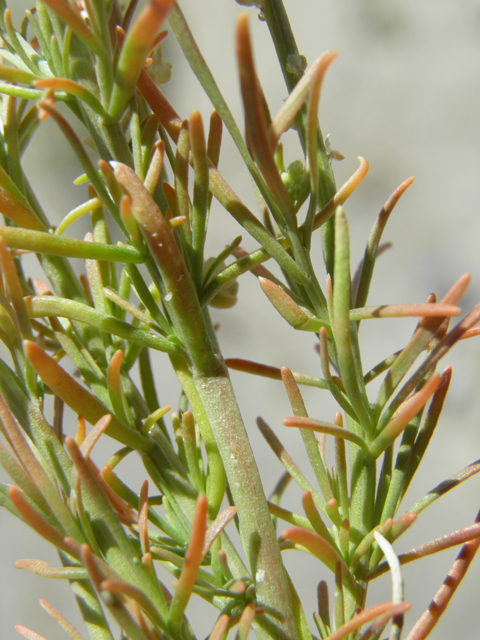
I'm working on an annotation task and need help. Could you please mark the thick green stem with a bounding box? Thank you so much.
[194,366,299,640]
[114,163,298,639]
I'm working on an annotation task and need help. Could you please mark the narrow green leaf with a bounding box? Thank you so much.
[283,416,368,451]
[355,177,415,309]
[257,417,327,517]
[0,226,144,262]
[0,82,45,100]
[0,48,36,75]
[34,78,107,117]
[39,598,88,640]
[107,0,175,122]
[303,51,337,247]
[26,296,181,355]
[374,274,471,420]
[0,63,36,83]
[370,522,480,580]
[8,485,79,558]
[259,277,321,331]
[51,318,110,405]
[125,264,172,335]
[208,165,310,284]
[15,559,88,580]
[268,501,312,530]
[0,438,46,509]
[145,425,198,521]
[0,163,46,231]
[3,8,50,76]
[280,526,356,595]
[0,360,72,493]
[350,303,460,322]
[174,121,192,248]
[39,0,103,54]
[226,357,328,389]
[190,110,209,285]
[409,459,480,516]
[236,13,296,230]
[370,375,442,459]
[167,4,262,190]
[36,101,126,231]
[24,341,152,451]
[332,207,372,433]
[0,393,80,537]
[82,0,114,105]
[168,495,207,631]
[180,410,205,496]
[66,436,170,623]
[101,464,184,543]
[301,491,337,548]
[65,567,115,640]
[403,367,452,495]
[269,52,334,149]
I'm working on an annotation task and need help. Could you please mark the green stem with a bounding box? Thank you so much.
[194,367,299,640]
[114,163,299,639]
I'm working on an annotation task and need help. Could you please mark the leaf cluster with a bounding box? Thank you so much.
[0,2,478,640]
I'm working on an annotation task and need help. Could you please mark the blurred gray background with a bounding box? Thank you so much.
[1,0,480,638]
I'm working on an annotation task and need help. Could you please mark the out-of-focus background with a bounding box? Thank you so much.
[1,1,480,638]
